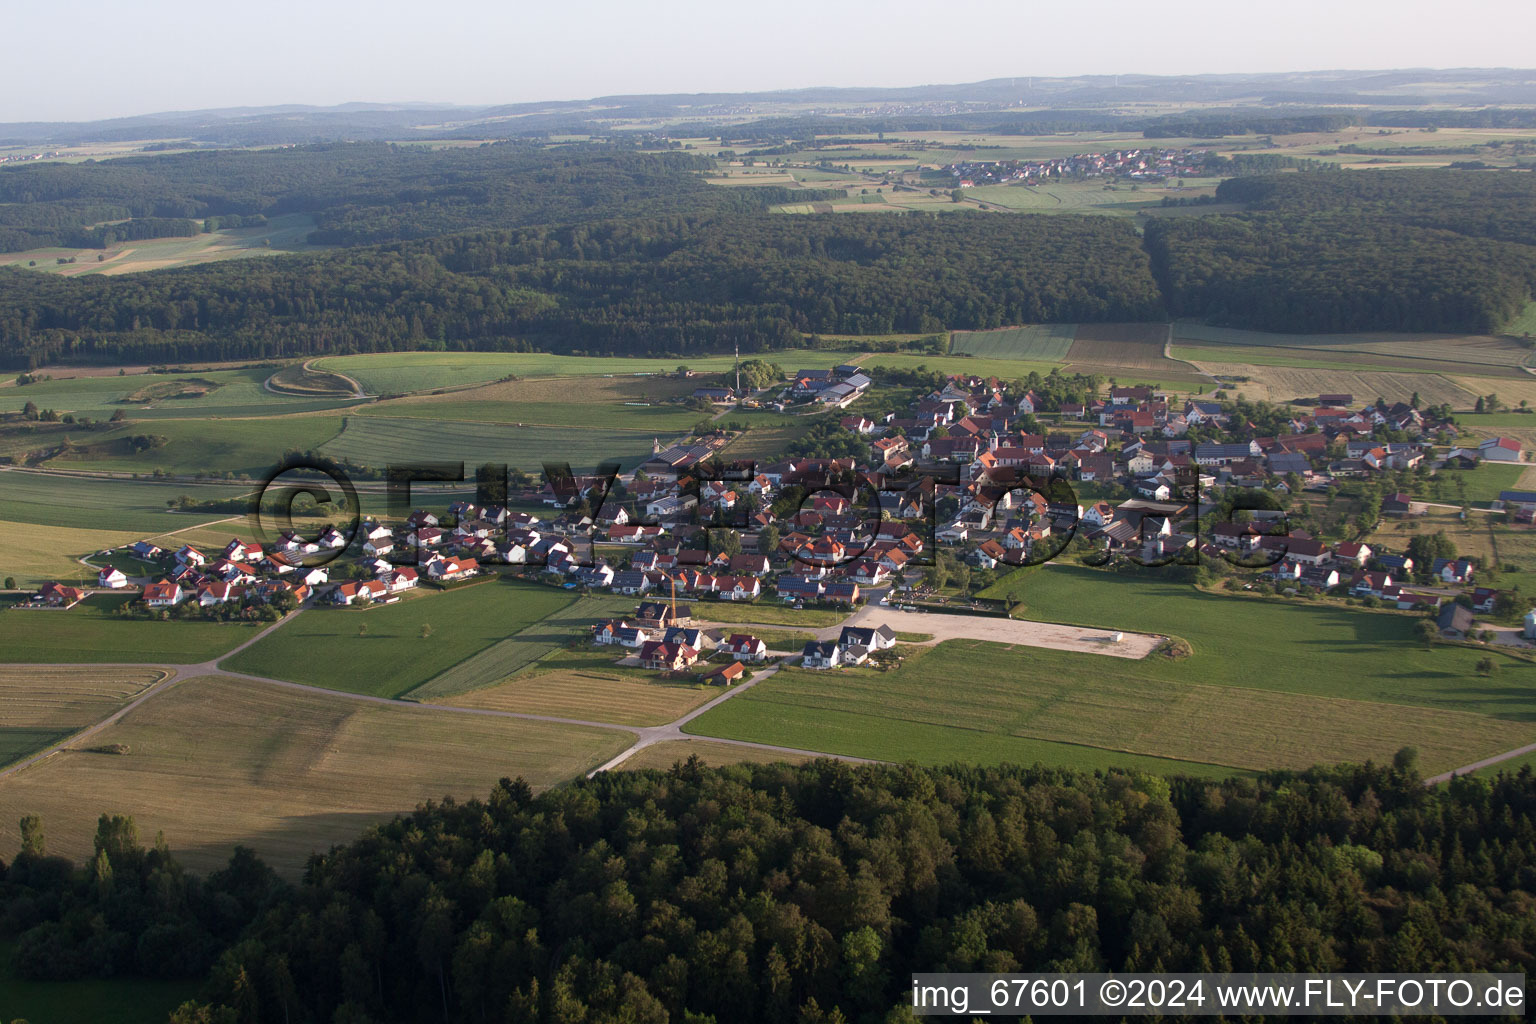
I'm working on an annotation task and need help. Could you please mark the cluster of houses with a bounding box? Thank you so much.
[946,147,1211,187]
[690,362,872,411]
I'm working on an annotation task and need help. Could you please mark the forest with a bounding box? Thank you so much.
[0,213,1164,368]
[1147,169,1536,334]
[0,142,833,251]
[3,757,1531,1023]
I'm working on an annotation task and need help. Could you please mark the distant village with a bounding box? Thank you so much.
[945,147,1211,187]
[21,360,1536,675]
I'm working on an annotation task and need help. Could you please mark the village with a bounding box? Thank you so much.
[20,360,1536,679]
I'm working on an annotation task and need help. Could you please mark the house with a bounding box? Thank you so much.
[707,661,746,686]
[143,580,183,608]
[385,567,419,593]
[427,557,480,582]
[222,539,252,562]
[175,545,206,567]
[130,540,163,560]
[1479,437,1523,462]
[777,577,824,603]
[639,641,699,672]
[823,581,861,604]
[1332,541,1371,567]
[716,575,762,601]
[1472,588,1499,613]
[721,634,769,662]
[838,624,897,656]
[318,526,348,549]
[1382,493,1414,516]
[612,570,652,595]
[801,640,843,669]
[1437,603,1475,637]
[1376,554,1414,575]
[197,581,244,607]
[97,567,129,589]
[635,601,692,627]
[1298,566,1341,590]
[1350,571,1393,597]
[1432,558,1475,585]
[36,582,85,608]
[330,580,389,606]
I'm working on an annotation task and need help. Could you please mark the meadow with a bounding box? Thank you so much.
[50,415,345,477]
[686,636,1529,776]
[963,181,1187,217]
[950,325,1077,361]
[0,675,630,875]
[1366,512,1502,567]
[0,519,145,588]
[1508,300,1536,337]
[0,365,361,418]
[0,593,264,664]
[361,373,708,429]
[1188,362,1476,408]
[974,565,1536,721]
[438,647,720,726]
[0,666,165,767]
[322,416,658,473]
[0,471,250,530]
[618,740,816,771]
[222,579,574,698]
[691,601,850,627]
[405,591,631,699]
[0,212,321,277]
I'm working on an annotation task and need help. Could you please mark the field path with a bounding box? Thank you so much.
[1425,741,1536,785]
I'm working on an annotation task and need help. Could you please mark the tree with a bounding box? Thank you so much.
[1407,531,1457,566]
[3,577,14,590]
[758,524,780,557]
[420,623,434,639]
[21,400,38,420]
[1475,656,1496,675]
[19,813,45,856]
[1414,619,1438,646]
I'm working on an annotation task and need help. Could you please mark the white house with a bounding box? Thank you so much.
[97,567,128,589]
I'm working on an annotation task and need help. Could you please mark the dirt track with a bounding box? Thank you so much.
[842,605,1162,659]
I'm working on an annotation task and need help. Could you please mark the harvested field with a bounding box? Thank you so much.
[438,655,719,727]
[0,666,166,767]
[366,373,706,428]
[266,363,357,398]
[0,676,630,875]
[1189,362,1478,408]
[617,740,817,771]
[1064,323,1205,383]
[1175,323,1536,373]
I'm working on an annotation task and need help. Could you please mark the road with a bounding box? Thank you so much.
[1425,742,1536,785]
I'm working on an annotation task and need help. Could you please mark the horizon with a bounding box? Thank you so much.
[8,0,1536,122]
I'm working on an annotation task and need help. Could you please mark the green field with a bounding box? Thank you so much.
[0,212,322,278]
[358,397,704,430]
[48,415,344,477]
[976,565,1536,720]
[1436,462,1527,503]
[1,366,361,418]
[0,943,196,1024]
[1508,300,1536,337]
[692,602,849,627]
[950,325,1077,361]
[222,579,575,698]
[405,591,631,699]
[322,415,658,473]
[0,593,265,664]
[964,181,1176,216]
[314,349,866,396]
[0,471,251,531]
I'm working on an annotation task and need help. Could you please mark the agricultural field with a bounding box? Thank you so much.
[1434,463,1528,504]
[722,421,818,461]
[1446,376,1536,412]
[312,349,860,397]
[0,666,165,767]
[363,373,708,429]
[0,519,141,589]
[687,636,1529,776]
[0,212,323,277]
[1190,363,1477,408]
[973,565,1536,722]
[0,593,264,664]
[437,647,721,726]
[1366,511,1502,567]
[0,675,630,875]
[963,181,1199,217]
[950,325,1077,361]
[222,579,573,698]
[1064,323,1201,381]
[1172,323,1535,375]
[0,471,250,531]
[404,592,631,699]
[323,415,663,473]
[0,365,361,418]
[43,415,345,477]
[617,740,816,772]
[266,362,359,398]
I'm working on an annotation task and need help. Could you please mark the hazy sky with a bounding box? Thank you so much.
[7,0,1535,122]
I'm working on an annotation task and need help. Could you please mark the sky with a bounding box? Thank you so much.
[6,0,1536,122]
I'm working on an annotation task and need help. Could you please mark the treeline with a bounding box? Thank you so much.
[1143,112,1363,138]
[1147,169,1536,334]
[0,142,838,252]
[0,214,1165,368]
[149,756,1536,1023]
